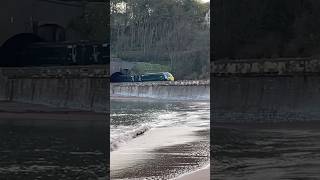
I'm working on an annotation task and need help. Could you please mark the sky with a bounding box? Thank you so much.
[200,0,210,2]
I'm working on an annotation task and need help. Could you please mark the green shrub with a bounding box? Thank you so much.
[131,62,170,74]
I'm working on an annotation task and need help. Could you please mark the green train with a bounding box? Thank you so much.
[0,33,108,67]
[111,72,174,83]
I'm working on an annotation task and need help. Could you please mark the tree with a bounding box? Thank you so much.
[111,0,210,80]
[213,0,320,60]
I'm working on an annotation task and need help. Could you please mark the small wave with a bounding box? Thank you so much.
[110,125,150,151]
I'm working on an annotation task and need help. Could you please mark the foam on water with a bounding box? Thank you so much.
[110,100,209,151]
[110,124,151,151]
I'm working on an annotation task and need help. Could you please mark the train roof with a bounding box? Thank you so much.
[142,72,172,75]
[27,41,109,48]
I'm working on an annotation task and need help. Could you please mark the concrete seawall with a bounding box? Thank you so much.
[0,65,108,112]
[213,58,320,122]
[213,57,320,75]
[110,80,210,101]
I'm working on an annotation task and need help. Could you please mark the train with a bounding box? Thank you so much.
[0,33,109,67]
[111,71,175,83]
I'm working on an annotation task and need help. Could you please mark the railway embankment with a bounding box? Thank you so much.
[0,65,109,112]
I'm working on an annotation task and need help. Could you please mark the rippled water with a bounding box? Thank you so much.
[111,98,210,179]
[212,122,320,179]
[0,120,107,180]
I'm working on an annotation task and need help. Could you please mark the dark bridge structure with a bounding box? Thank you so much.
[0,0,109,112]
[0,0,108,67]
[0,0,106,45]
[213,58,320,122]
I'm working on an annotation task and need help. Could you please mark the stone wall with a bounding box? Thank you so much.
[213,58,320,76]
[212,58,320,122]
[0,65,108,112]
[111,80,210,100]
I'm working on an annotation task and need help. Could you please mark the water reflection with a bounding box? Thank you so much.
[212,122,320,179]
[0,119,107,180]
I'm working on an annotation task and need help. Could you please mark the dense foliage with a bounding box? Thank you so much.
[68,4,109,41]
[131,62,170,74]
[213,0,320,60]
[111,0,210,80]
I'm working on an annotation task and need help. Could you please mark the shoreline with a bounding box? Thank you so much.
[0,101,106,125]
[111,99,209,179]
[174,164,210,180]
[111,126,210,179]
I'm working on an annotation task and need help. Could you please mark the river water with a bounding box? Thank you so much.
[0,118,107,180]
[110,97,210,179]
[212,122,320,179]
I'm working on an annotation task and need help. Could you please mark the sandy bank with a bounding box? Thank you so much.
[175,165,210,180]
[0,101,106,122]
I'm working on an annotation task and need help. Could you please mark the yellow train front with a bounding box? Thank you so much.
[140,72,174,82]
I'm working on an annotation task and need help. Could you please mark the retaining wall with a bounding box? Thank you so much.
[213,58,320,122]
[111,80,210,101]
[0,65,108,112]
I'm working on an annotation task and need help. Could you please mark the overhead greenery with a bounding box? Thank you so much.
[111,0,210,80]
[68,3,109,41]
[213,0,320,60]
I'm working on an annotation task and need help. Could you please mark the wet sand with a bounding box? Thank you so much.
[175,165,210,180]
[110,98,210,179]
[111,127,209,179]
